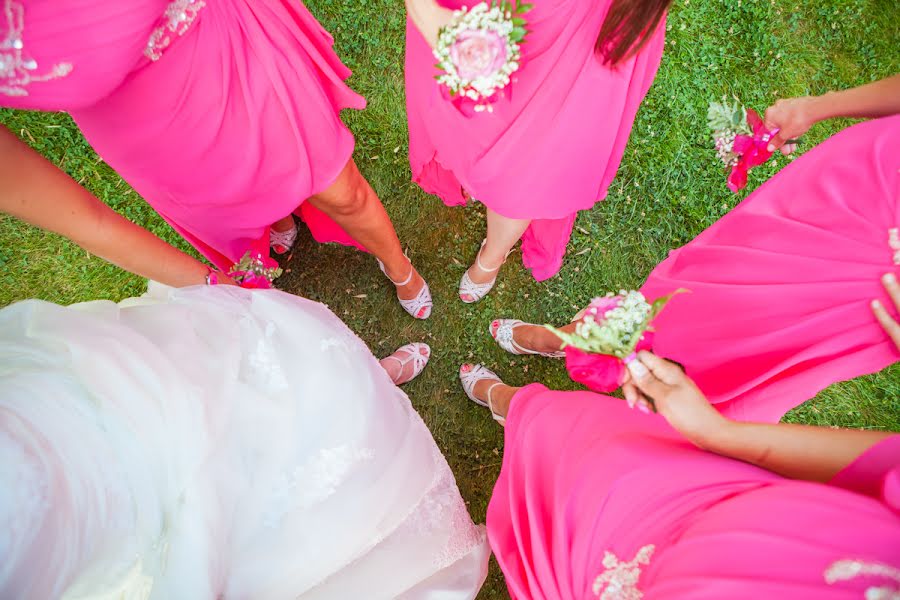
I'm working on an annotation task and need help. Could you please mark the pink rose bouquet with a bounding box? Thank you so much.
[228,251,283,289]
[708,98,777,192]
[434,1,531,114]
[547,290,682,393]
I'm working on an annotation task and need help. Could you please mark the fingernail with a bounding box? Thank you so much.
[627,360,649,379]
[637,402,651,414]
[884,273,897,285]
[872,300,882,309]
[767,144,775,152]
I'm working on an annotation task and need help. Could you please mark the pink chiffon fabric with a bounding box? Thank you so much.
[641,116,900,422]
[1,0,366,270]
[405,0,665,281]
[488,384,900,599]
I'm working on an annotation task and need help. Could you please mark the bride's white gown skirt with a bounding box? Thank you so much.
[0,285,489,599]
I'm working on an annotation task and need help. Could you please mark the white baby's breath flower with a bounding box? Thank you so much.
[432,0,529,109]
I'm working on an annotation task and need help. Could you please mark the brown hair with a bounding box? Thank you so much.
[595,0,671,66]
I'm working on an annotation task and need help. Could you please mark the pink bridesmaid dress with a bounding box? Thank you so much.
[488,385,900,599]
[642,116,900,423]
[405,0,665,281]
[1,0,366,270]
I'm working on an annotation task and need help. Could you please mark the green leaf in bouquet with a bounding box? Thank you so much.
[545,289,689,359]
[707,97,749,135]
[648,288,688,320]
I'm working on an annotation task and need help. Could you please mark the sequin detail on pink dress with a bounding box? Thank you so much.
[145,0,206,61]
[0,0,72,96]
[825,559,900,599]
[592,545,655,599]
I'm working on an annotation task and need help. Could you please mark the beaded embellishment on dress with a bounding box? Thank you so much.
[888,228,900,266]
[145,0,206,61]
[825,559,900,600]
[592,544,655,599]
[0,0,72,96]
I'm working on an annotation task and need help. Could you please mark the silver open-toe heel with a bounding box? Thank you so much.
[382,343,431,385]
[459,363,506,425]
[489,319,566,358]
[270,223,298,255]
[459,240,512,304]
[377,256,433,320]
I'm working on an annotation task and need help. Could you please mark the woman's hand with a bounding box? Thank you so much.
[623,350,893,481]
[763,96,819,154]
[406,0,454,48]
[872,272,900,352]
[763,75,900,155]
[622,351,732,449]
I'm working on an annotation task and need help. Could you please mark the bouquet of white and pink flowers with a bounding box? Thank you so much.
[547,290,683,393]
[708,97,777,193]
[433,1,531,114]
[228,251,283,289]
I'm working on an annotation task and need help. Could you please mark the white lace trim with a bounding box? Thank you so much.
[0,0,72,96]
[401,440,487,569]
[144,0,206,62]
[243,321,289,393]
[263,445,376,528]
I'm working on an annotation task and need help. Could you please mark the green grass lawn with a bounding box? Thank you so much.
[2,1,898,597]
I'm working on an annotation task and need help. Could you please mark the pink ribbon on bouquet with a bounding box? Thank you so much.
[727,109,777,192]
[227,245,282,289]
[440,83,510,118]
[565,331,656,393]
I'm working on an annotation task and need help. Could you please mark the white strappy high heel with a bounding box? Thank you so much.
[377,256,433,320]
[489,319,566,358]
[459,239,512,304]
[270,223,298,255]
[382,343,431,386]
[459,363,506,425]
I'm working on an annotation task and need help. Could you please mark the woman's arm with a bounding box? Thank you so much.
[702,419,892,483]
[406,0,453,48]
[0,126,233,287]
[624,351,894,482]
[764,73,900,153]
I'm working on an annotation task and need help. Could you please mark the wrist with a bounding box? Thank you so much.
[807,91,838,125]
[693,415,740,452]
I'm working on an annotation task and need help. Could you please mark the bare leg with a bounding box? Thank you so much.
[460,207,530,302]
[461,364,522,420]
[309,159,426,306]
[272,215,295,233]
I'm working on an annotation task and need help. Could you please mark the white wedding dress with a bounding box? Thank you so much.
[0,284,489,599]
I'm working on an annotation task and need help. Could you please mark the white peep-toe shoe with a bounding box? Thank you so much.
[459,239,512,304]
[489,319,566,358]
[382,343,431,385]
[459,363,506,425]
[377,256,433,320]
